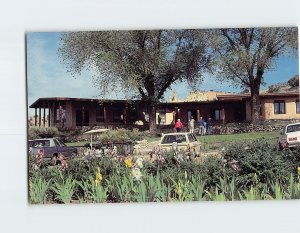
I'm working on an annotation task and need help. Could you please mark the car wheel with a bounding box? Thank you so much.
[51,155,57,165]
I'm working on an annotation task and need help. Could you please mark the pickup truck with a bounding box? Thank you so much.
[28,138,78,165]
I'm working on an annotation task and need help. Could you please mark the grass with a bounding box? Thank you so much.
[66,141,87,147]
[66,130,280,152]
[198,131,280,151]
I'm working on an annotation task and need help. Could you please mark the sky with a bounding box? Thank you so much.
[27,32,299,116]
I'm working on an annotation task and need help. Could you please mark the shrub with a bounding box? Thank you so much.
[97,128,143,143]
[223,139,294,189]
[198,155,223,189]
[288,75,299,88]
[28,127,60,139]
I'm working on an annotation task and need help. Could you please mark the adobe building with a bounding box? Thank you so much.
[29,91,300,129]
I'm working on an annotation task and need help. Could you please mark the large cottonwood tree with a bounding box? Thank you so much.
[211,27,298,122]
[59,30,211,132]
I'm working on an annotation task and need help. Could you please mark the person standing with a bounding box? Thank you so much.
[175,119,183,132]
[189,117,195,134]
[157,115,161,126]
[198,117,206,136]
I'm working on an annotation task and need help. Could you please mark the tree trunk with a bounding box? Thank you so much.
[148,102,157,135]
[250,80,261,123]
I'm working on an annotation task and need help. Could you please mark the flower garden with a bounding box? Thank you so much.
[29,138,300,204]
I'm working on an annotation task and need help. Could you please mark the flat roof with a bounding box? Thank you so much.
[29,97,139,108]
[29,92,300,108]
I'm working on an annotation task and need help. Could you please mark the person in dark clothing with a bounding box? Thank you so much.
[207,117,212,135]
[198,117,206,135]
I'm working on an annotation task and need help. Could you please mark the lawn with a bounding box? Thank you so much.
[66,141,87,147]
[198,131,280,151]
[66,130,281,152]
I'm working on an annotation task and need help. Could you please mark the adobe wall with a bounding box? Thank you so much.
[264,97,300,120]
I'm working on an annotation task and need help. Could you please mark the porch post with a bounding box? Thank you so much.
[48,102,50,127]
[52,103,56,127]
[197,109,200,121]
[103,106,107,124]
[123,106,127,125]
[43,106,46,127]
[34,108,37,126]
[38,106,41,127]
[172,110,175,124]
[222,107,226,124]
[58,102,61,127]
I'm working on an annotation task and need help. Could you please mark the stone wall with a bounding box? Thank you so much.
[211,119,299,135]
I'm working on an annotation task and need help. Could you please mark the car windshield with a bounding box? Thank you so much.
[30,140,50,148]
[56,138,66,147]
[188,134,197,142]
[161,135,187,144]
[286,124,300,133]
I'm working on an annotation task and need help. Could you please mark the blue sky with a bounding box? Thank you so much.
[27,32,299,115]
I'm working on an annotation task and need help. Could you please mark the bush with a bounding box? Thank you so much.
[288,75,299,88]
[97,128,143,143]
[198,156,223,188]
[223,139,295,189]
[58,128,84,142]
[28,127,60,139]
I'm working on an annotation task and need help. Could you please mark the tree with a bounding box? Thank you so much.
[211,27,298,122]
[59,30,211,133]
[288,74,299,88]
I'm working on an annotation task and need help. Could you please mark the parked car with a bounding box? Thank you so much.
[278,122,300,150]
[28,138,78,165]
[158,132,201,156]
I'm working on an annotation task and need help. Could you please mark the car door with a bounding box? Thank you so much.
[54,138,71,158]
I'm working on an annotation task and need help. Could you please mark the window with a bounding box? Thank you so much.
[113,108,123,123]
[56,138,67,147]
[96,106,105,122]
[157,109,166,124]
[31,140,50,148]
[128,109,137,123]
[161,134,187,144]
[143,112,149,122]
[76,109,89,126]
[211,109,222,120]
[286,123,300,133]
[296,100,300,114]
[188,134,197,142]
[274,101,286,114]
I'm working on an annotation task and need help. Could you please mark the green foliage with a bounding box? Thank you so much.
[29,139,300,203]
[267,83,285,93]
[198,156,223,188]
[97,128,143,144]
[211,27,297,122]
[78,177,108,203]
[223,139,294,189]
[287,75,299,88]
[28,127,60,139]
[51,173,75,204]
[29,175,51,204]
